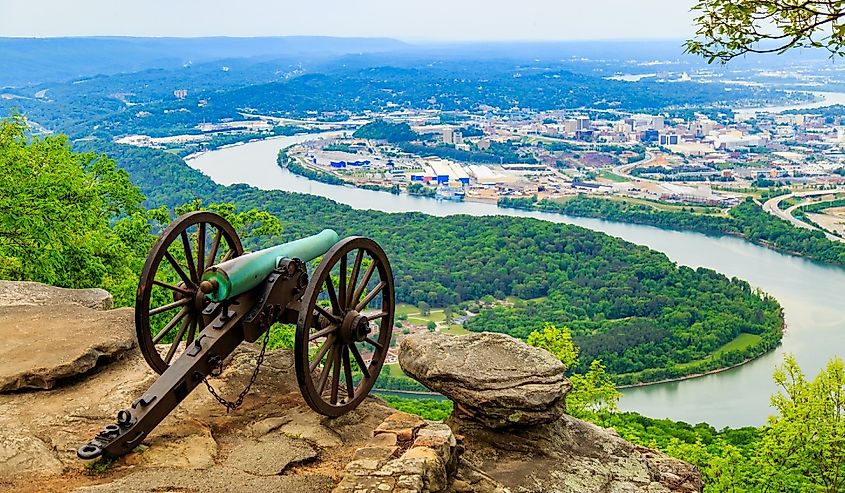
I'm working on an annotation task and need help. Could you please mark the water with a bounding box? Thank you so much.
[733,91,845,119]
[187,133,845,429]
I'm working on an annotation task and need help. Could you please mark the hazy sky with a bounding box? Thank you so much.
[1,0,696,41]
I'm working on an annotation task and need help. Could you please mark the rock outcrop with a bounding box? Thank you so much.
[0,304,135,392]
[0,280,112,310]
[0,282,703,493]
[334,412,506,493]
[400,332,704,493]
[399,331,569,428]
[0,343,396,492]
[0,282,394,492]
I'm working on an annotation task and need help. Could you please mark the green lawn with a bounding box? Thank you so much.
[383,362,407,377]
[673,333,763,372]
[441,324,470,335]
[396,303,447,323]
[598,171,630,183]
[616,332,764,382]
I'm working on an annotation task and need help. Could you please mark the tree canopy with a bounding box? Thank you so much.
[0,115,147,304]
[686,0,845,62]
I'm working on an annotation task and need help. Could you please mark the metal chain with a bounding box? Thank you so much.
[203,329,270,413]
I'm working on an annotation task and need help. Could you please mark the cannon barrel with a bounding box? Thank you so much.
[201,229,340,302]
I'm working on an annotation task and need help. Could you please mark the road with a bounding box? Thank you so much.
[612,151,657,182]
[762,188,845,242]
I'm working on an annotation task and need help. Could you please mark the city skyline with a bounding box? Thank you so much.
[2,0,697,42]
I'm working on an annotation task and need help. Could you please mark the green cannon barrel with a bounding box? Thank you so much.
[201,229,340,302]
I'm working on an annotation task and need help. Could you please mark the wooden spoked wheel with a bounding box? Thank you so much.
[136,212,244,374]
[295,237,395,416]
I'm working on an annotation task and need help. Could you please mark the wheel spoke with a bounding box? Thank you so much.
[181,231,198,282]
[153,306,190,344]
[325,276,340,313]
[342,348,355,399]
[365,337,384,351]
[362,311,389,321]
[152,280,193,296]
[346,249,364,307]
[164,315,191,364]
[186,317,198,345]
[309,324,337,341]
[164,251,195,288]
[310,334,335,372]
[196,222,205,277]
[149,297,190,316]
[350,344,371,379]
[314,305,341,324]
[338,253,347,310]
[356,281,385,311]
[330,346,342,404]
[317,345,335,393]
[206,228,223,269]
[350,260,377,309]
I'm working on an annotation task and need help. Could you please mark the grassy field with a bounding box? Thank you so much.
[383,362,407,377]
[397,303,448,323]
[395,302,471,336]
[616,332,764,384]
[597,171,630,183]
[441,324,471,335]
[673,333,762,371]
[549,195,724,215]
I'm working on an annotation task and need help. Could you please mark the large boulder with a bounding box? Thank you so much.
[0,304,135,392]
[0,280,112,310]
[398,332,703,492]
[399,331,569,428]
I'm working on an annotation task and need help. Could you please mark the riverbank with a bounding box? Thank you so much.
[498,195,845,271]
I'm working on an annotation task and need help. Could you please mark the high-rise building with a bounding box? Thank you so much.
[562,119,578,134]
[576,116,591,131]
[659,134,680,146]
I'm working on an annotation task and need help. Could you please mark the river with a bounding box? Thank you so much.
[733,90,845,119]
[186,133,845,429]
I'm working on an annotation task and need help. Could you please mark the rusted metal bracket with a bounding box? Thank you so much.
[77,291,254,459]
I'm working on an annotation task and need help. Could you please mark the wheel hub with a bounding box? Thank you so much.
[340,310,371,343]
[174,281,206,314]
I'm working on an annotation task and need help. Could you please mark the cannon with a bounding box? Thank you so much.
[77,211,395,459]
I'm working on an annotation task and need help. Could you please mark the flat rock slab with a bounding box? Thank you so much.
[225,433,317,475]
[71,467,334,493]
[0,304,134,392]
[400,331,570,428]
[0,281,112,310]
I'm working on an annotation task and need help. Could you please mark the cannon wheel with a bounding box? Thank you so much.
[136,212,244,374]
[295,237,395,417]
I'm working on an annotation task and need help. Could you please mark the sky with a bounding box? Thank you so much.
[1,0,697,41]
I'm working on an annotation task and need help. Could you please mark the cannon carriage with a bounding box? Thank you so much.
[78,211,395,459]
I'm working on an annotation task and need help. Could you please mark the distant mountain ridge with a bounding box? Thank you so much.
[0,36,408,87]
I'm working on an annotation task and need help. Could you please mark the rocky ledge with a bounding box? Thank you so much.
[0,280,113,311]
[0,282,702,493]
[0,281,132,392]
[400,332,703,493]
